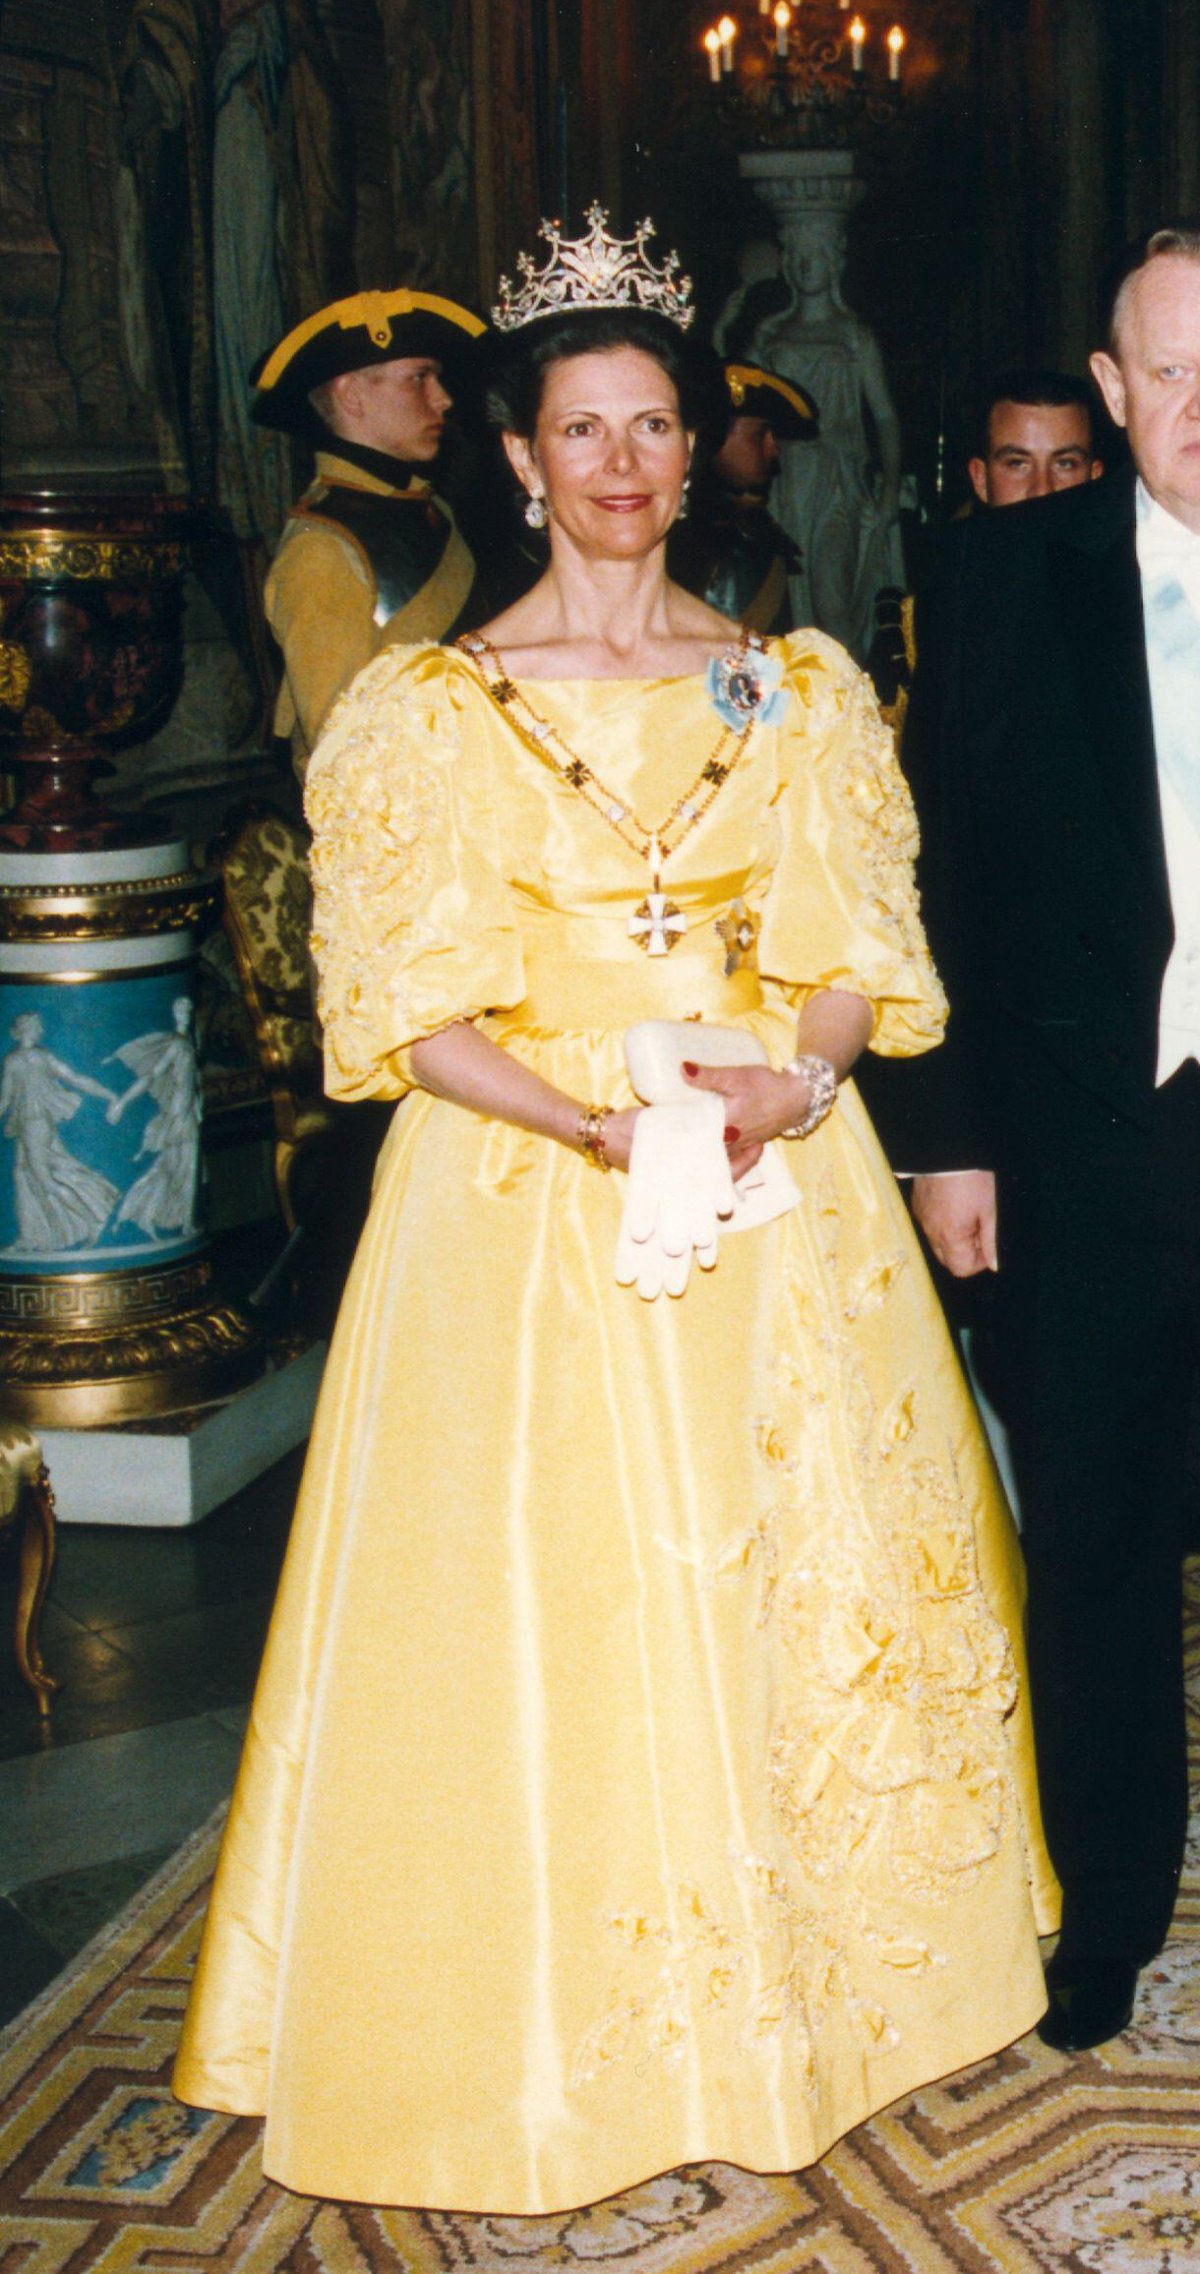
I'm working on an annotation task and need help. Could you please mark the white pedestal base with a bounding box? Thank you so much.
[41,1341,326,1528]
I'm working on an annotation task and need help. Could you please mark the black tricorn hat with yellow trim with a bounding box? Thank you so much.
[723,362,818,439]
[251,288,488,437]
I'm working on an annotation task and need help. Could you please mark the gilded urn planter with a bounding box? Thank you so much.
[0,493,193,848]
[0,493,262,1428]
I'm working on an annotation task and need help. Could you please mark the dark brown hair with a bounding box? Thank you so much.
[975,369,1098,459]
[485,307,722,439]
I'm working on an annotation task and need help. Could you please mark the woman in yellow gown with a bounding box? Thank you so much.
[174,216,1057,2211]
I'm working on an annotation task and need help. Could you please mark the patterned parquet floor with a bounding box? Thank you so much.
[2,1572,1198,2272]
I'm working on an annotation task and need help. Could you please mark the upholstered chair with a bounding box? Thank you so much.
[212,804,338,1235]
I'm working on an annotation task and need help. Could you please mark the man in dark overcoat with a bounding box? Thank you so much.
[899,225,1200,2051]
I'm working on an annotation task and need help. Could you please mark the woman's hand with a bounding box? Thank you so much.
[680,1061,811,1181]
[592,1106,641,1175]
[677,990,871,1177]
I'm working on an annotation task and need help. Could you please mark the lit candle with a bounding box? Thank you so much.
[849,14,865,70]
[704,25,722,81]
[774,1,791,58]
[887,23,905,79]
[718,12,736,69]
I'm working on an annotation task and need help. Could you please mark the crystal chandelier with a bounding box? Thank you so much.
[699,0,910,147]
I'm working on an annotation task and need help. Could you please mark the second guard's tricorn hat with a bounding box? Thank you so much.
[251,288,488,439]
[723,362,818,439]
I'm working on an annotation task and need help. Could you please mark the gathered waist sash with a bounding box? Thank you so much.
[488,955,766,1035]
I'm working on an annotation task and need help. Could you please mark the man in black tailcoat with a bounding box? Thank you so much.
[899,225,1200,2051]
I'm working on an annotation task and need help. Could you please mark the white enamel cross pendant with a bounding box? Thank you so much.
[629,891,687,955]
[629,841,686,954]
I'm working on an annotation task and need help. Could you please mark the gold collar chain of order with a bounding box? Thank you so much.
[456,629,756,890]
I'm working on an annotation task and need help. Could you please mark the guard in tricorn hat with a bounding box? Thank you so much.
[671,361,817,636]
[254,287,486,779]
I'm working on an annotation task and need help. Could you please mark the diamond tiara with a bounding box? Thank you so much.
[492,204,694,333]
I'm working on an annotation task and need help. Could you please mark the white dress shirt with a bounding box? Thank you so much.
[1136,480,1200,1083]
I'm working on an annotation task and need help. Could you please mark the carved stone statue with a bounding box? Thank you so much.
[117,0,353,543]
[745,187,904,660]
[712,239,783,361]
[117,0,220,495]
[212,0,354,546]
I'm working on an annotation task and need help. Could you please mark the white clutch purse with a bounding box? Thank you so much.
[624,1021,800,1231]
[625,1020,769,1102]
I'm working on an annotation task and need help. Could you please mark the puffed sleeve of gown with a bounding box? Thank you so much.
[756,629,948,1058]
[304,643,526,1101]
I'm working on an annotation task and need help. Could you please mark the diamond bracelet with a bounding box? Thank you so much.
[779,1054,838,1140]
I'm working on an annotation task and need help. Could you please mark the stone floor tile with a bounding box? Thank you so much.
[0,1712,240,1892]
[0,1898,67,2030]
[9,1845,176,1959]
[101,1594,273,1709]
[0,1623,215,1761]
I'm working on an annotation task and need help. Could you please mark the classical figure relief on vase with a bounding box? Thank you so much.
[0,984,205,1268]
[0,1013,120,1257]
[105,997,204,1243]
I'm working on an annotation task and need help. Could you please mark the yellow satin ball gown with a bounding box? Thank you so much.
[173,629,1058,2211]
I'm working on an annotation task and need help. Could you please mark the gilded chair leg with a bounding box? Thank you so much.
[274,1136,299,1237]
[15,1467,61,1716]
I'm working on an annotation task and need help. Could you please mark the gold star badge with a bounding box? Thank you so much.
[715,898,758,976]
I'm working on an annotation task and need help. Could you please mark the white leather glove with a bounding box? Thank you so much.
[615,1097,737,1300]
[623,1021,800,1235]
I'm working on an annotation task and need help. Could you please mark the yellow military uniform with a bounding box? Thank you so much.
[266,449,476,779]
[251,285,485,781]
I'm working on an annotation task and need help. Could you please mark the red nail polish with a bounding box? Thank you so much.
[726,1127,740,1143]
[682,1061,698,1076]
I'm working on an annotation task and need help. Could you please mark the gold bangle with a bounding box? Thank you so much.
[577,1103,613,1171]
